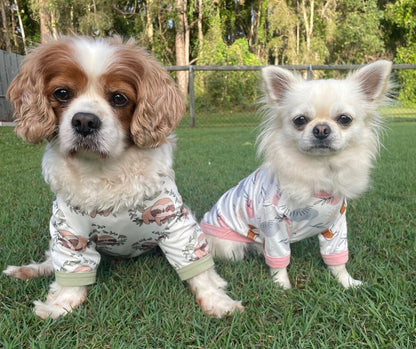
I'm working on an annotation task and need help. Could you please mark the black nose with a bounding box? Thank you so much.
[313,124,331,140]
[71,113,101,137]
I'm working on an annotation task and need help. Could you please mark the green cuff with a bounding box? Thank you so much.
[176,255,215,281]
[55,270,97,286]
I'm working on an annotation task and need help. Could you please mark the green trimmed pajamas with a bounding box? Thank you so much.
[50,176,214,286]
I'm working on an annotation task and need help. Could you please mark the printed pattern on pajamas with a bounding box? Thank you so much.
[201,168,349,269]
[50,175,214,286]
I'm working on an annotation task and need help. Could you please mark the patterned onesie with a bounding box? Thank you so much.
[50,176,214,286]
[201,168,349,269]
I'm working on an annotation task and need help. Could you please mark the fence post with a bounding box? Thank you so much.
[188,65,195,128]
[307,64,312,80]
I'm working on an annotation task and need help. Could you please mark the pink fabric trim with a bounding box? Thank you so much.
[200,221,254,243]
[321,250,349,266]
[264,251,291,269]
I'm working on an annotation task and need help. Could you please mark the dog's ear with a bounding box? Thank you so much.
[130,57,185,148]
[7,48,57,143]
[349,60,392,104]
[261,66,300,103]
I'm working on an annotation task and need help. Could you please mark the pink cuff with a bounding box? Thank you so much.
[264,251,290,269]
[200,220,254,243]
[321,250,349,266]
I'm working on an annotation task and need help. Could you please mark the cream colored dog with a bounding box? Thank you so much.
[201,61,392,290]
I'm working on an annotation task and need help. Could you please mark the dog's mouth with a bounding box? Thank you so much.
[68,135,110,159]
[303,141,338,154]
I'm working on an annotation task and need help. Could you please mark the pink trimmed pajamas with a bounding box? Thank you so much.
[201,168,349,268]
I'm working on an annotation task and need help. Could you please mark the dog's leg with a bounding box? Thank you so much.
[34,281,88,320]
[3,252,53,280]
[205,235,248,261]
[188,268,244,317]
[328,264,363,289]
[270,267,292,290]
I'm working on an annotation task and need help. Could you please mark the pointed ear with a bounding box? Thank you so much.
[7,48,57,143]
[349,60,392,104]
[261,66,300,103]
[130,58,185,148]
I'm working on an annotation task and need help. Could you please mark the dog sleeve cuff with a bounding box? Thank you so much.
[176,255,215,281]
[321,250,349,266]
[55,270,97,287]
[264,252,291,269]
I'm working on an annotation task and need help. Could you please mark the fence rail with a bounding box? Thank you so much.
[166,64,416,127]
[1,48,415,127]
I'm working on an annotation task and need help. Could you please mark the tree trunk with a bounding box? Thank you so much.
[175,0,188,98]
[13,0,26,53]
[8,0,18,48]
[146,0,154,46]
[0,0,11,51]
[301,0,314,55]
[39,0,52,43]
[197,0,203,55]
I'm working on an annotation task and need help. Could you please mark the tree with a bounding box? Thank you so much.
[175,0,188,97]
[329,0,385,64]
[385,0,416,103]
[0,0,12,51]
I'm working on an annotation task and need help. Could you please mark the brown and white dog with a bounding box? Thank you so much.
[3,36,243,319]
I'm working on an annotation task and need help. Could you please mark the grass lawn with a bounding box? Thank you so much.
[0,122,415,348]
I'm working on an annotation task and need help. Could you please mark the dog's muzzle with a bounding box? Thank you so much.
[72,112,101,137]
[312,124,331,140]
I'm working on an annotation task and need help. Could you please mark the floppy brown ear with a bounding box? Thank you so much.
[130,58,185,148]
[7,48,57,143]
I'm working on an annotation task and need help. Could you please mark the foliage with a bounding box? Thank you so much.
[196,16,261,112]
[1,1,416,104]
[329,0,385,64]
[394,45,416,104]
[385,0,416,103]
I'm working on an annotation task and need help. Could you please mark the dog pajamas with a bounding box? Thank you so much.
[201,168,349,269]
[50,176,214,286]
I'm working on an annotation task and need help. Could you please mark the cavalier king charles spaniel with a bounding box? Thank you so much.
[3,36,243,319]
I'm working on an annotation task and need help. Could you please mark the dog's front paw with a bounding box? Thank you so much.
[338,276,363,289]
[34,300,72,320]
[328,264,363,289]
[197,291,244,318]
[270,267,292,290]
[188,269,244,317]
[32,282,88,320]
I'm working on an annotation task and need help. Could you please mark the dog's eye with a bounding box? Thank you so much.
[53,88,72,103]
[293,115,309,128]
[110,93,129,107]
[337,114,353,126]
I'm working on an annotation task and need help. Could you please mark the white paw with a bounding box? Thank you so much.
[328,264,363,289]
[339,276,363,289]
[188,269,244,317]
[33,300,72,320]
[270,267,292,290]
[197,290,244,318]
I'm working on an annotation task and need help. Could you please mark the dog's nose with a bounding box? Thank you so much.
[71,113,101,137]
[313,124,331,140]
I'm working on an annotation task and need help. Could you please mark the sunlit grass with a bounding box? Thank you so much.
[0,123,415,348]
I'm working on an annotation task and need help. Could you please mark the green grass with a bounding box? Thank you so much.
[1,123,415,348]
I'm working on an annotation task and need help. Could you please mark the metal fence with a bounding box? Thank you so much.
[1,48,415,127]
[166,64,416,128]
